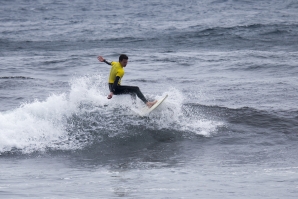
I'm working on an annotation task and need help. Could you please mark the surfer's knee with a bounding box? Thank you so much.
[133,86,140,92]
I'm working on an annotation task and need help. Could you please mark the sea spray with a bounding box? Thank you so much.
[144,87,222,137]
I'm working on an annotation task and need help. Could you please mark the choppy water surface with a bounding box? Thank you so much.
[1,0,298,198]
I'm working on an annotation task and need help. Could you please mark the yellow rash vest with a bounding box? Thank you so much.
[108,61,124,85]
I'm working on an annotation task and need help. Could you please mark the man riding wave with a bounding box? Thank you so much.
[97,54,157,108]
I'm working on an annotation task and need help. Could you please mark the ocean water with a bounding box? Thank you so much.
[1,0,298,198]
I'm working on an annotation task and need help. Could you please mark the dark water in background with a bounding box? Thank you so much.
[1,0,298,198]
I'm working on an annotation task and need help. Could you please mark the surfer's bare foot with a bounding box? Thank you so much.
[146,100,157,108]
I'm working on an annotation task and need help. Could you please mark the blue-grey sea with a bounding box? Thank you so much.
[1,0,298,198]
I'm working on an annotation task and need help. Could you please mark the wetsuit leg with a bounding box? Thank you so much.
[111,84,148,104]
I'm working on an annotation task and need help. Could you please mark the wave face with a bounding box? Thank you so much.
[1,74,296,156]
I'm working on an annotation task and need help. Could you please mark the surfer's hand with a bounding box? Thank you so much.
[107,92,113,99]
[97,56,104,62]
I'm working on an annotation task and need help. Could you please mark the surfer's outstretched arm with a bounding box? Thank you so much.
[97,56,111,65]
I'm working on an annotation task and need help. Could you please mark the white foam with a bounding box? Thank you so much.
[0,94,69,153]
[0,74,107,154]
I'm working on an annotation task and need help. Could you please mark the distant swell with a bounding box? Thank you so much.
[189,104,298,134]
[0,76,34,79]
[2,23,298,52]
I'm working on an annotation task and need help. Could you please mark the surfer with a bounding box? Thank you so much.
[97,54,157,108]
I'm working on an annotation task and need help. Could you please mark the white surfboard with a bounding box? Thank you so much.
[135,94,168,117]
